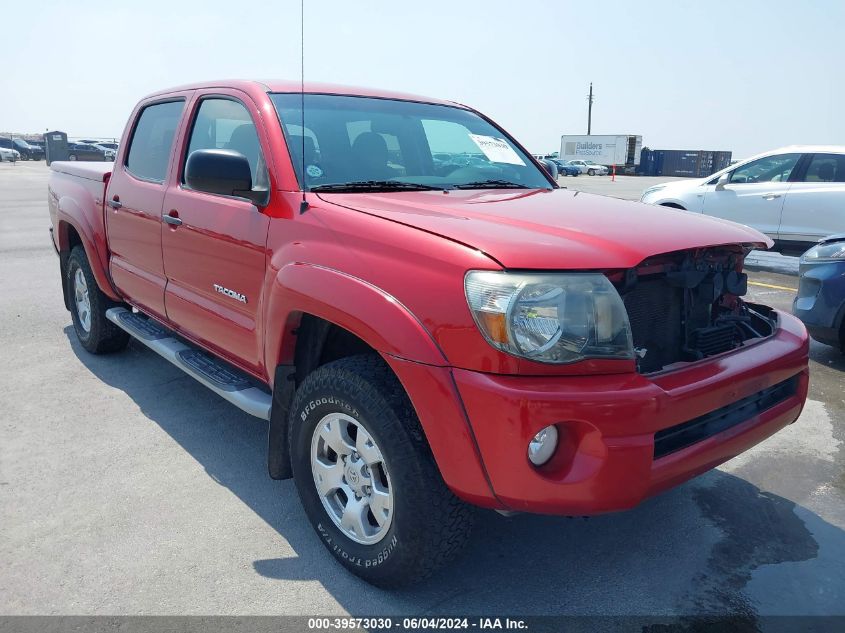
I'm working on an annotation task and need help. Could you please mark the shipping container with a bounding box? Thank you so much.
[637,149,732,178]
[559,134,642,166]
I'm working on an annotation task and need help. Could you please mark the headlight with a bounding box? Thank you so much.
[802,242,845,262]
[464,271,633,364]
[641,185,666,199]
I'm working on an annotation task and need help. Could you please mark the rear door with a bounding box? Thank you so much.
[106,97,187,320]
[700,152,801,239]
[161,91,272,376]
[779,153,845,244]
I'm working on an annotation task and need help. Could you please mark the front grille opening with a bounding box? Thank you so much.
[623,278,684,373]
[653,375,799,459]
[620,249,776,373]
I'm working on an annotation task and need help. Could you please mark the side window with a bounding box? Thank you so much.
[802,154,845,183]
[184,98,268,191]
[729,153,800,184]
[125,101,184,183]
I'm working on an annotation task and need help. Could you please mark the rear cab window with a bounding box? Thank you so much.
[125,100,185,183]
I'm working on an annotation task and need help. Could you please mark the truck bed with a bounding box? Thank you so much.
[50,161,112,182]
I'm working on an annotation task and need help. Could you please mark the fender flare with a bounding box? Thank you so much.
[264,262,448,372]
[56,196,121,302]
[262,263,498,503]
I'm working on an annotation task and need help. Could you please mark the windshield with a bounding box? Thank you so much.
[270,93,553,192]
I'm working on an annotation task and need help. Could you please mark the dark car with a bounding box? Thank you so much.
[67,143,107,161]
[793,233,845,351]
[550,159,579,176]
[13,139,44,160]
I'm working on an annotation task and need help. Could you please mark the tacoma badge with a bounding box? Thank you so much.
[213,284,247,304]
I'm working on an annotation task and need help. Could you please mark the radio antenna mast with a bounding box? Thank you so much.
[299,0,308,213]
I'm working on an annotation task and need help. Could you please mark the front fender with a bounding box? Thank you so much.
[262,262,499,506]
[264,262,447,372]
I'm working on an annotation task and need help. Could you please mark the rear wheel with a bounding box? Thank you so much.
[68,154,77,161]
[290,354,474,587]
[66,246,129,354]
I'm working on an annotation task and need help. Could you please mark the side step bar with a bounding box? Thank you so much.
[105,307,272,420]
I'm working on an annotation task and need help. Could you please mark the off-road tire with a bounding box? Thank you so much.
[289,354,474,588]
[66,246,129,354]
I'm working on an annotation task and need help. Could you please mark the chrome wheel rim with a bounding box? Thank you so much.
[73,268,91,333]
[310,412,394,545]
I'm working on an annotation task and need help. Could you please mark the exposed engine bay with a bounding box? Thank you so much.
[611,246,777,373]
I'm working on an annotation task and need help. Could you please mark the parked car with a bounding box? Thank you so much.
[48,79,808,588]
[0,137,35,159]
[640,146,845,254]
[550,159,580,176]
[793,234,845,351]
[0,146,20,162]
[13,139,44,160]
[67,143,107,161]
[568,159,609,176]
[92,144,117,161]
[538,158,558,179]
[96,141,119,151]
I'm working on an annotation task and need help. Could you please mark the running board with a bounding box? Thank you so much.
[105,307,272,420]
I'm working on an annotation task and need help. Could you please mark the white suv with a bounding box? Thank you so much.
[640,146,845,252]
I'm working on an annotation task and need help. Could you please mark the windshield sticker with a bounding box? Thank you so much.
[306,164,323,178]
[468,134,525,166]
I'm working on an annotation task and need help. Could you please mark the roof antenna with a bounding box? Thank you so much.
[298,0,309,214]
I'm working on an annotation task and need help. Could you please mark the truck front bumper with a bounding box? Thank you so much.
[450,310,809,515]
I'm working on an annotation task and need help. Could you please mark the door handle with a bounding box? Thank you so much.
[762,193,782,200]
[107,199,122,209]
[163,212,182,227]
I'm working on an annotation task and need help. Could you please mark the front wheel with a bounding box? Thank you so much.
[68,154,77,161]
[290,354,474,587]
[588,168,596,176]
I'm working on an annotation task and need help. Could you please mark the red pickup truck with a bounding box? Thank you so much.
[48,80,809,587]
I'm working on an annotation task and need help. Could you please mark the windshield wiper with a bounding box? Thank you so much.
[310,180,445,193]
[451,179,531,190]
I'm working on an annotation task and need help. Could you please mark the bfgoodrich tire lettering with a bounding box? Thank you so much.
[289,354,473,587]
[66,246,129,354]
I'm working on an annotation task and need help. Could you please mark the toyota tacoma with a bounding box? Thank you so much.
[48,80,809,587]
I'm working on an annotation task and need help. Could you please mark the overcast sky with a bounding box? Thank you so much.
[2,0,842,158]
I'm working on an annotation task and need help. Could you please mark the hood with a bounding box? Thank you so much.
[320,188,771,270]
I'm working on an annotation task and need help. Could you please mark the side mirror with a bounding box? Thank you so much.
[185,149,264,204]
[539,159,558,180]
[715,173,730,191]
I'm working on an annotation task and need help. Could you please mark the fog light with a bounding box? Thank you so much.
[527,425,558,466]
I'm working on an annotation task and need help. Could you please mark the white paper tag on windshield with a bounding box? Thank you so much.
[468,134,525,166]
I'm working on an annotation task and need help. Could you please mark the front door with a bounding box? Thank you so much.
[161,93,272,376]
[700,153,801,240]
[106,98,186,320]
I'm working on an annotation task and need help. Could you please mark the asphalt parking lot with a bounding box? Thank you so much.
[1,161,843,621]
